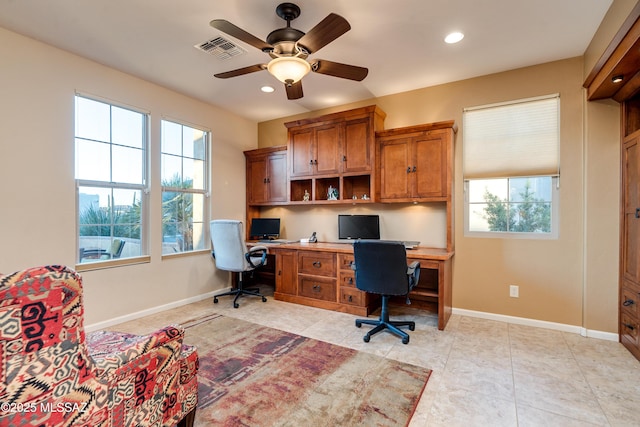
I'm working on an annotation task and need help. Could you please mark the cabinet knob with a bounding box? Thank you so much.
[343,155,347,162]
[348,295,353,302]
[314,159,318,165]
[312,285,321,292]
[636,208,640,218]
[263,178,267,183]
[407,166,411,173]
[623,299,635,307]
[624,322,636,331]
[412,166,417,172]
[309,159,314,165]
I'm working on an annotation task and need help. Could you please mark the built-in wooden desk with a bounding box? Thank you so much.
[264,242,453,330]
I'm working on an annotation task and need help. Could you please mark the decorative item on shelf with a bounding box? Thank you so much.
[303,190,310,201]
[327,185,339,201]
[352,195,358,200]
[362,194,369,200]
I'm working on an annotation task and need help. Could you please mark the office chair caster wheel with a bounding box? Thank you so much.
[355,320,362,328]
[213,297,219,304]
[409,324,415,331]
[402,336,410,345]
[262,297,267,302]
[233,302,239,308]
[363,335,370,343]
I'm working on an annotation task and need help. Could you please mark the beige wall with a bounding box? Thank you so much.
[0,27,257,325]
[257,56,620,332]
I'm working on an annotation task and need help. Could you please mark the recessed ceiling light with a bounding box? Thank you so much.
[445,32,464,44]
[261,85,275,93]
[612,75,624,84]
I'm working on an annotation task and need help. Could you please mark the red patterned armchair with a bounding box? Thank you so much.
[0,265,198,427]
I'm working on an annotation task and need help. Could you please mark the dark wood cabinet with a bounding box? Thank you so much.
[285,105,386,203]
[620,97,640,359]
[245,146,287,205]
[377,122,455,202]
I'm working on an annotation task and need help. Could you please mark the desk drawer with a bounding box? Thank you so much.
[339,271,356,288]
[340,287,364,306]
[298,251,336,277]
[338,254,355,271]
[299,276,336,302]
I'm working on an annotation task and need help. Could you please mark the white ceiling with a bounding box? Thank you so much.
[0,0,612,122]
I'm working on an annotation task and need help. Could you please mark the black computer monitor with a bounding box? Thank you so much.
[338,215,380,240]
[250,218,281,239]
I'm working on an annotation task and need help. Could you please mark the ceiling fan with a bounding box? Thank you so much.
[210,2,368,100]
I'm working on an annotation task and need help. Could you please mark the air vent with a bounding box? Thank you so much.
[195,36,246,60]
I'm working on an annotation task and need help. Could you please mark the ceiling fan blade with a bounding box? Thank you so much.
[210,19,273,52]
[311,60,368,81]
[297,13,351,53]
[214,64,267,79]
[286,81,304,100]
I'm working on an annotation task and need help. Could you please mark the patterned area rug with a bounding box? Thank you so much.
[182,313,431,427]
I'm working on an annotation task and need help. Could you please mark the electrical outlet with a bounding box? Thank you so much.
[509,285,519,298]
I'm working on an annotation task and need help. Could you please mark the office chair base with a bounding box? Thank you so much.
[213,287,267,308]
[356,318,415,344]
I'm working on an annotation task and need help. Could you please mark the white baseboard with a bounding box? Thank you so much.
[452,308,619,342]
[85,290,221,332]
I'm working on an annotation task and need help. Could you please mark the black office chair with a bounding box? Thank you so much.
[353,240,420,344]
[210,220,269,308]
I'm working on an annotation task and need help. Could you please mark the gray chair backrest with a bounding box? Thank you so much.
[353,240,410,296]
[210,220,250,272]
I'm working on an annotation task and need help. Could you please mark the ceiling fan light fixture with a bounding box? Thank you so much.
[267,56,311,85]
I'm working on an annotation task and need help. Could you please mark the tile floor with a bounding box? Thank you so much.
[111,288,640,426]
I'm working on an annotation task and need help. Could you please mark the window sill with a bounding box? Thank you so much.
[75,255,151,272]
[161,249,211,260]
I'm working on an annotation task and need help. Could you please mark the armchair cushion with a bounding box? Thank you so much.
[0,265,198,427]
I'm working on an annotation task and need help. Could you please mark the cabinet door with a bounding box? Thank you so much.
[343,118,372,173]
[379,137,412,199]
[623,136,640,284]
[413,132,446,198]
[315,124,341,175]
[247,156,268,204]
[290,128,314,177]
[267,153,288,202]
[275,250,297,296]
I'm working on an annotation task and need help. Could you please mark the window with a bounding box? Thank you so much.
[75,95,148,263]
[161,120,209,254]
[463,95,560,238]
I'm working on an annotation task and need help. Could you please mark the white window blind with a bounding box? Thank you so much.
[463,94,559,179]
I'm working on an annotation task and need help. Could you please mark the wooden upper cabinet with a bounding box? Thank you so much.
[343,117,373,173]
[377,122,455,202]
[286,105,386,179]
[314,123,341,175]
[245,146,288,205]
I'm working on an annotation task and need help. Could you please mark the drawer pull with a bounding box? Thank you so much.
[312,261,322,268]
[348,295,353,302]
[623,322,635,330]
[623,299,635,307]
[348,277,353,284]
[312,285,321,292]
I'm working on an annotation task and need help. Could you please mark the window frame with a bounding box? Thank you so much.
[463,176,559,239]
[160,118,211,256]
[462,94,560,239]
[74,94,150,268]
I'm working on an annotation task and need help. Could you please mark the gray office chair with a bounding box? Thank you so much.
[353,240,420,344]
[210,220,268,308]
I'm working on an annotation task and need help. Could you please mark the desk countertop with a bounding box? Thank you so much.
[250,241,454,260]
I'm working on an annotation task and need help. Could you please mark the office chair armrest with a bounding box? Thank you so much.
[246,245,268,268]
[407,261,421,290]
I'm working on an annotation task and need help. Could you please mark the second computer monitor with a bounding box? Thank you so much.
[338,215,380,240]
[250,218,280,239]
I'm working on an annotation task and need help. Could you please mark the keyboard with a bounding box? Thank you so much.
[258,239,298,244]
